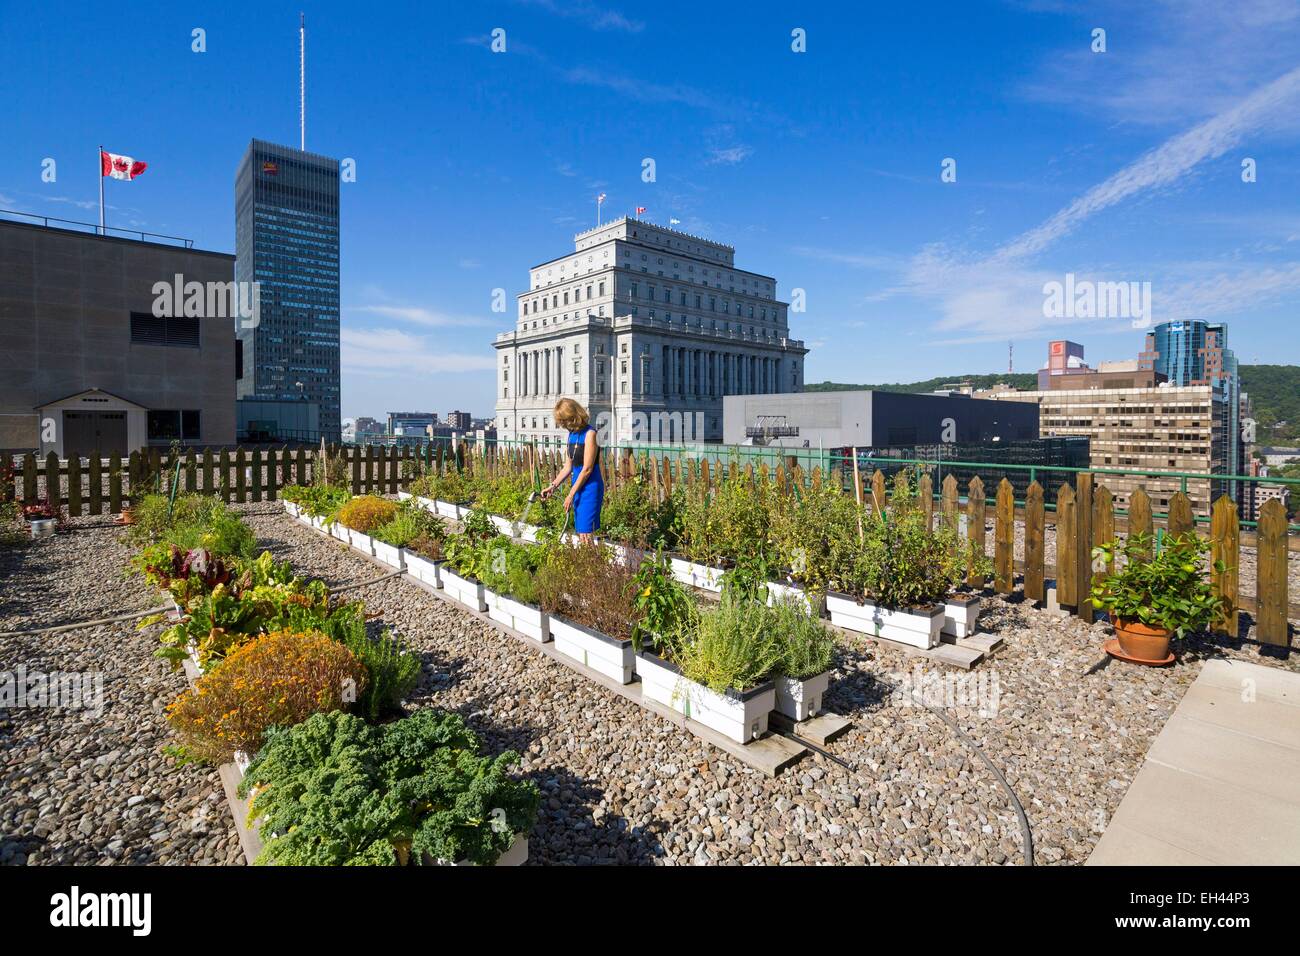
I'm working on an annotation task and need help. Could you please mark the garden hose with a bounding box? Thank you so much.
[0,605,172,639]
[165,457,182,523]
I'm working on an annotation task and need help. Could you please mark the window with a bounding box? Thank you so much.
[599,281,605,295]
[148,409,201,442]
[131,311,200,348]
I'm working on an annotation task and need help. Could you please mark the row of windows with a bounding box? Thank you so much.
[147,409,201,442]
[130,311,200,348]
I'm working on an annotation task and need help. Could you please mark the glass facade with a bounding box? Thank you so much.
[235,139,341,441]
[1141,320,1240,497]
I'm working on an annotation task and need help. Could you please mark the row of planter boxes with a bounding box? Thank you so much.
[291,500,828,744]
[386,495,988,649]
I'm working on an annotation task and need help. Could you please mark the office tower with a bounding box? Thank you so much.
[235,138,341,442]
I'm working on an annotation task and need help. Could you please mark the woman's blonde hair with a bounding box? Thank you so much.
[553,397,590,431]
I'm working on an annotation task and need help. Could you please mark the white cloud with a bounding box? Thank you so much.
[706,145,753,166]
[341,328,496,374]
[349,305,489,327]
[515,0,645,33]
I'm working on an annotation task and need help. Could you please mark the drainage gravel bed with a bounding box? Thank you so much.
[2,505,1294,866]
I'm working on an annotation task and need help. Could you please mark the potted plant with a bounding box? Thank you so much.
[1091,532,1229,663]
[440,511,497,611]
[769,599,837,722]
[637,593,782,744]
[537,541,639,683]
[825,487,980,649]
[372,501,446,581]
[23,497,60,538]
[481,536,550,642]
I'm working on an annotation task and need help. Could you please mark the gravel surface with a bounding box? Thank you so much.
[3,504,1295,866]
[0,517,243,866]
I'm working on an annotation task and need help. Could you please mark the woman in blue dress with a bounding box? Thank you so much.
[540,398,603,541]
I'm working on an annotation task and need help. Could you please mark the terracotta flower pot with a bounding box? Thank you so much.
[1112,616,1172,662]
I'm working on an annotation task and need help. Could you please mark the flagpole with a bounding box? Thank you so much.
[97,145,104,236]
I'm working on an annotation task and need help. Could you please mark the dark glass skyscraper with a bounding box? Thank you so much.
[235,139,340,442]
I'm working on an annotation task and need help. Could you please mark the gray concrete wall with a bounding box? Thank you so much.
[0,219,236,452]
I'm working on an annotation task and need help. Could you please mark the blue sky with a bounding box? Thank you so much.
[4,0,1299,420]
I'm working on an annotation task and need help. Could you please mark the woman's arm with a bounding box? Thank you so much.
[566,431,599,502]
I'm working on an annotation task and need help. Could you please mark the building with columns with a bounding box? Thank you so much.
[493,218,807,446]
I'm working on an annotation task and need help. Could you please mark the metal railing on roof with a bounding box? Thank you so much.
[0,208,195,248]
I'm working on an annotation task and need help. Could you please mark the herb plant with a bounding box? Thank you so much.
[1090,533,1229,638]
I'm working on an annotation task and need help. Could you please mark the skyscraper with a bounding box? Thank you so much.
[235,139,341,442]
[1139,320,1241,497]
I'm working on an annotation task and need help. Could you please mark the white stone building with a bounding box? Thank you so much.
[493,218,807,446]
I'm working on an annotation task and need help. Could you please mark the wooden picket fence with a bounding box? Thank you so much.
[4,440,1293,648]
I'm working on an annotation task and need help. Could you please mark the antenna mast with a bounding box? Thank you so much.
[1008,340,1013,375]
[299,13,306,151]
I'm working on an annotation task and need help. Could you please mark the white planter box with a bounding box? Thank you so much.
[487,592,550,642]
[282,500,300,518]
[435,499,462,520]
[775,671,832,722]
[669,555,724,592]
[397,491,412,502]
[429,835,530,867]
[602,541,647,569]
[329,522,351,545]
[636,650,774,744]
[442,566,487,612]
[405,552,443,589]
[517,521,544,543]
[826,593,944,649]
[942,595,980,639]
[488,514,517,537]
[371,539,405,569]
[308,515,329,533]
[548,614,634,684]
[766,580,825,617]
[349,530,375,557]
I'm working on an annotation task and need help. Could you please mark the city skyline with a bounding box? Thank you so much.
[4,0,1300,421]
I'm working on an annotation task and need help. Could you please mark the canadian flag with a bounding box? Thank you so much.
[635,206,646,216]
[101,150,148,180]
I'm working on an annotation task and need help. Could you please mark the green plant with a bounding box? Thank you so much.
[536,541,639,641]
[719,549,776,604]
[769,599,836,680]
[629,549,695,651]
[239,709,539,866]
[675,476,775,566]
[292,485,352,522]
[770,479,861,593]
[835,477,980,607]
[371,500,445,549]
[165,629,367,765]
[658,593,782,693]
[337,495,398,533]
[1091,533,1230,638]
[322,606,421,720]
[479,537,547,606]
[600,477,678,548]
[129,493,256,559]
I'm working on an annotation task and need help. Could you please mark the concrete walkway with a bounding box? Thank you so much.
[1088,657,1300,865]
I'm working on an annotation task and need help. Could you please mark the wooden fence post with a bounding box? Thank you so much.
[1024,481,1045,604]
[45,452,61,507]
[941,474,958,531]
[351,447,362,495]
[108,453,122,513]
[1256,499,1288,647]
[1056,485,1076,607]
[23,453,37,503]
[88,455,102,516]
[1129,488,1153,557]
[1167,491,1194,541]
[1093,484,1115,577]
[919,472,934,530]
[235,449,247,503]
[67,456,82,517]
[1210,495,1239,636]
[1074,472,1093,620]
[218,449,232,502]
[127,451,141,505]
[251,449,263,502]
[185,449,196,493]
[994,478,1014,594]
[202,449,214,496]
[966,476,986,589]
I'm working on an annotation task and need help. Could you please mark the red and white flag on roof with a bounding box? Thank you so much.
[635,206,646,216]
[101,150,148,180]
